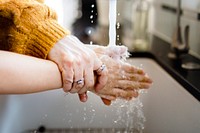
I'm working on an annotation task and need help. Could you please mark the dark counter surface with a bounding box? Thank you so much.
[129,36,200,101]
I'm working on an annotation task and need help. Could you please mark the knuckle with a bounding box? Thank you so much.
[63,79,72,86]
[62,85,71,92]
[74,57,82,66]
[62,57,73,68]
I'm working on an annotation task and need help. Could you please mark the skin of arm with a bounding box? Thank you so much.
[0,50,62,94]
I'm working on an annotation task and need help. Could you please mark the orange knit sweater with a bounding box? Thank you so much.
[0,0,70,58]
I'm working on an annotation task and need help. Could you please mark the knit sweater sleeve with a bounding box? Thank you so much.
[0,0,70,58]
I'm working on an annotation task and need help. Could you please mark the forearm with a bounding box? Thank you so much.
[0,51,62,94]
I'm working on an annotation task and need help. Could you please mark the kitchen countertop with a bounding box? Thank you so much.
[129,36,200,102]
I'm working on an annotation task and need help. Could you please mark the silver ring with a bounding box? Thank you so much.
[96,64,106,74]
[76,78,84,85]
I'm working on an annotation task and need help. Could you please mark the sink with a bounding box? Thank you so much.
[128,58,200,133]
[0,58,199,133]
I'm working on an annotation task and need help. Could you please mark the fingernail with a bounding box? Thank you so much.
[102,98,111,106]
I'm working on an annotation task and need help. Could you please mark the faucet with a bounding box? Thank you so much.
[168,0,190,59]
[168,0,200,70]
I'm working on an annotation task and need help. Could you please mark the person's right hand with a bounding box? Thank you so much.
[82,45,152,105]
[47,35,108,98]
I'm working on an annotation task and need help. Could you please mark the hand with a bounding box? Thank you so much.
[86,45,152,105]
[47,35,108,97]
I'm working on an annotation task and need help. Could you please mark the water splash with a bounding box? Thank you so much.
[112,96,146,133]
[108,0,146,132]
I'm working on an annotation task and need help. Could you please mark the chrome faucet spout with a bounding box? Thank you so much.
[168,0,190,59]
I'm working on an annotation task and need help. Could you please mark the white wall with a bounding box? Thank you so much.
[45,0,79,31]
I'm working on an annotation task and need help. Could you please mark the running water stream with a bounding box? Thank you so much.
[108,0,146,132]
[108,0,117,46]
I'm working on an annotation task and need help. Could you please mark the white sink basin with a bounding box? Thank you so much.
[0,58,200,133]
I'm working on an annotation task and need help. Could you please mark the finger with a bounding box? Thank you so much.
[62,68,73,92]
[121,63,145,74]
[98,94,116,101]
[112,88,139,99]
[101,98,112,106]
[140,75,153,83]
[80,66,94,94]
[78,92,88,102]
[120,73,152,83]
[117,80,151,90]
[70,62,84,93]
[95,69,108,92]
[94,62,108,92]
[139,82,152,89]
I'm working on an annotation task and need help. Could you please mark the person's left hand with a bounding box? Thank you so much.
[47,35,108,100]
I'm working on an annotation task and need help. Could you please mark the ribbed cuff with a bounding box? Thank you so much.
[26,19,70,59]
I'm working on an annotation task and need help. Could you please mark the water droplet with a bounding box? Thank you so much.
[91,10,93,13]
[120,104,125,107]
[90,15,93,19]
[117,35,120,41]
[117,22,120,29]
[91,20,93,23]
[90,41,93,45]
[91,4,94,8]
[118,13,120,16]
[88,30,92,35]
